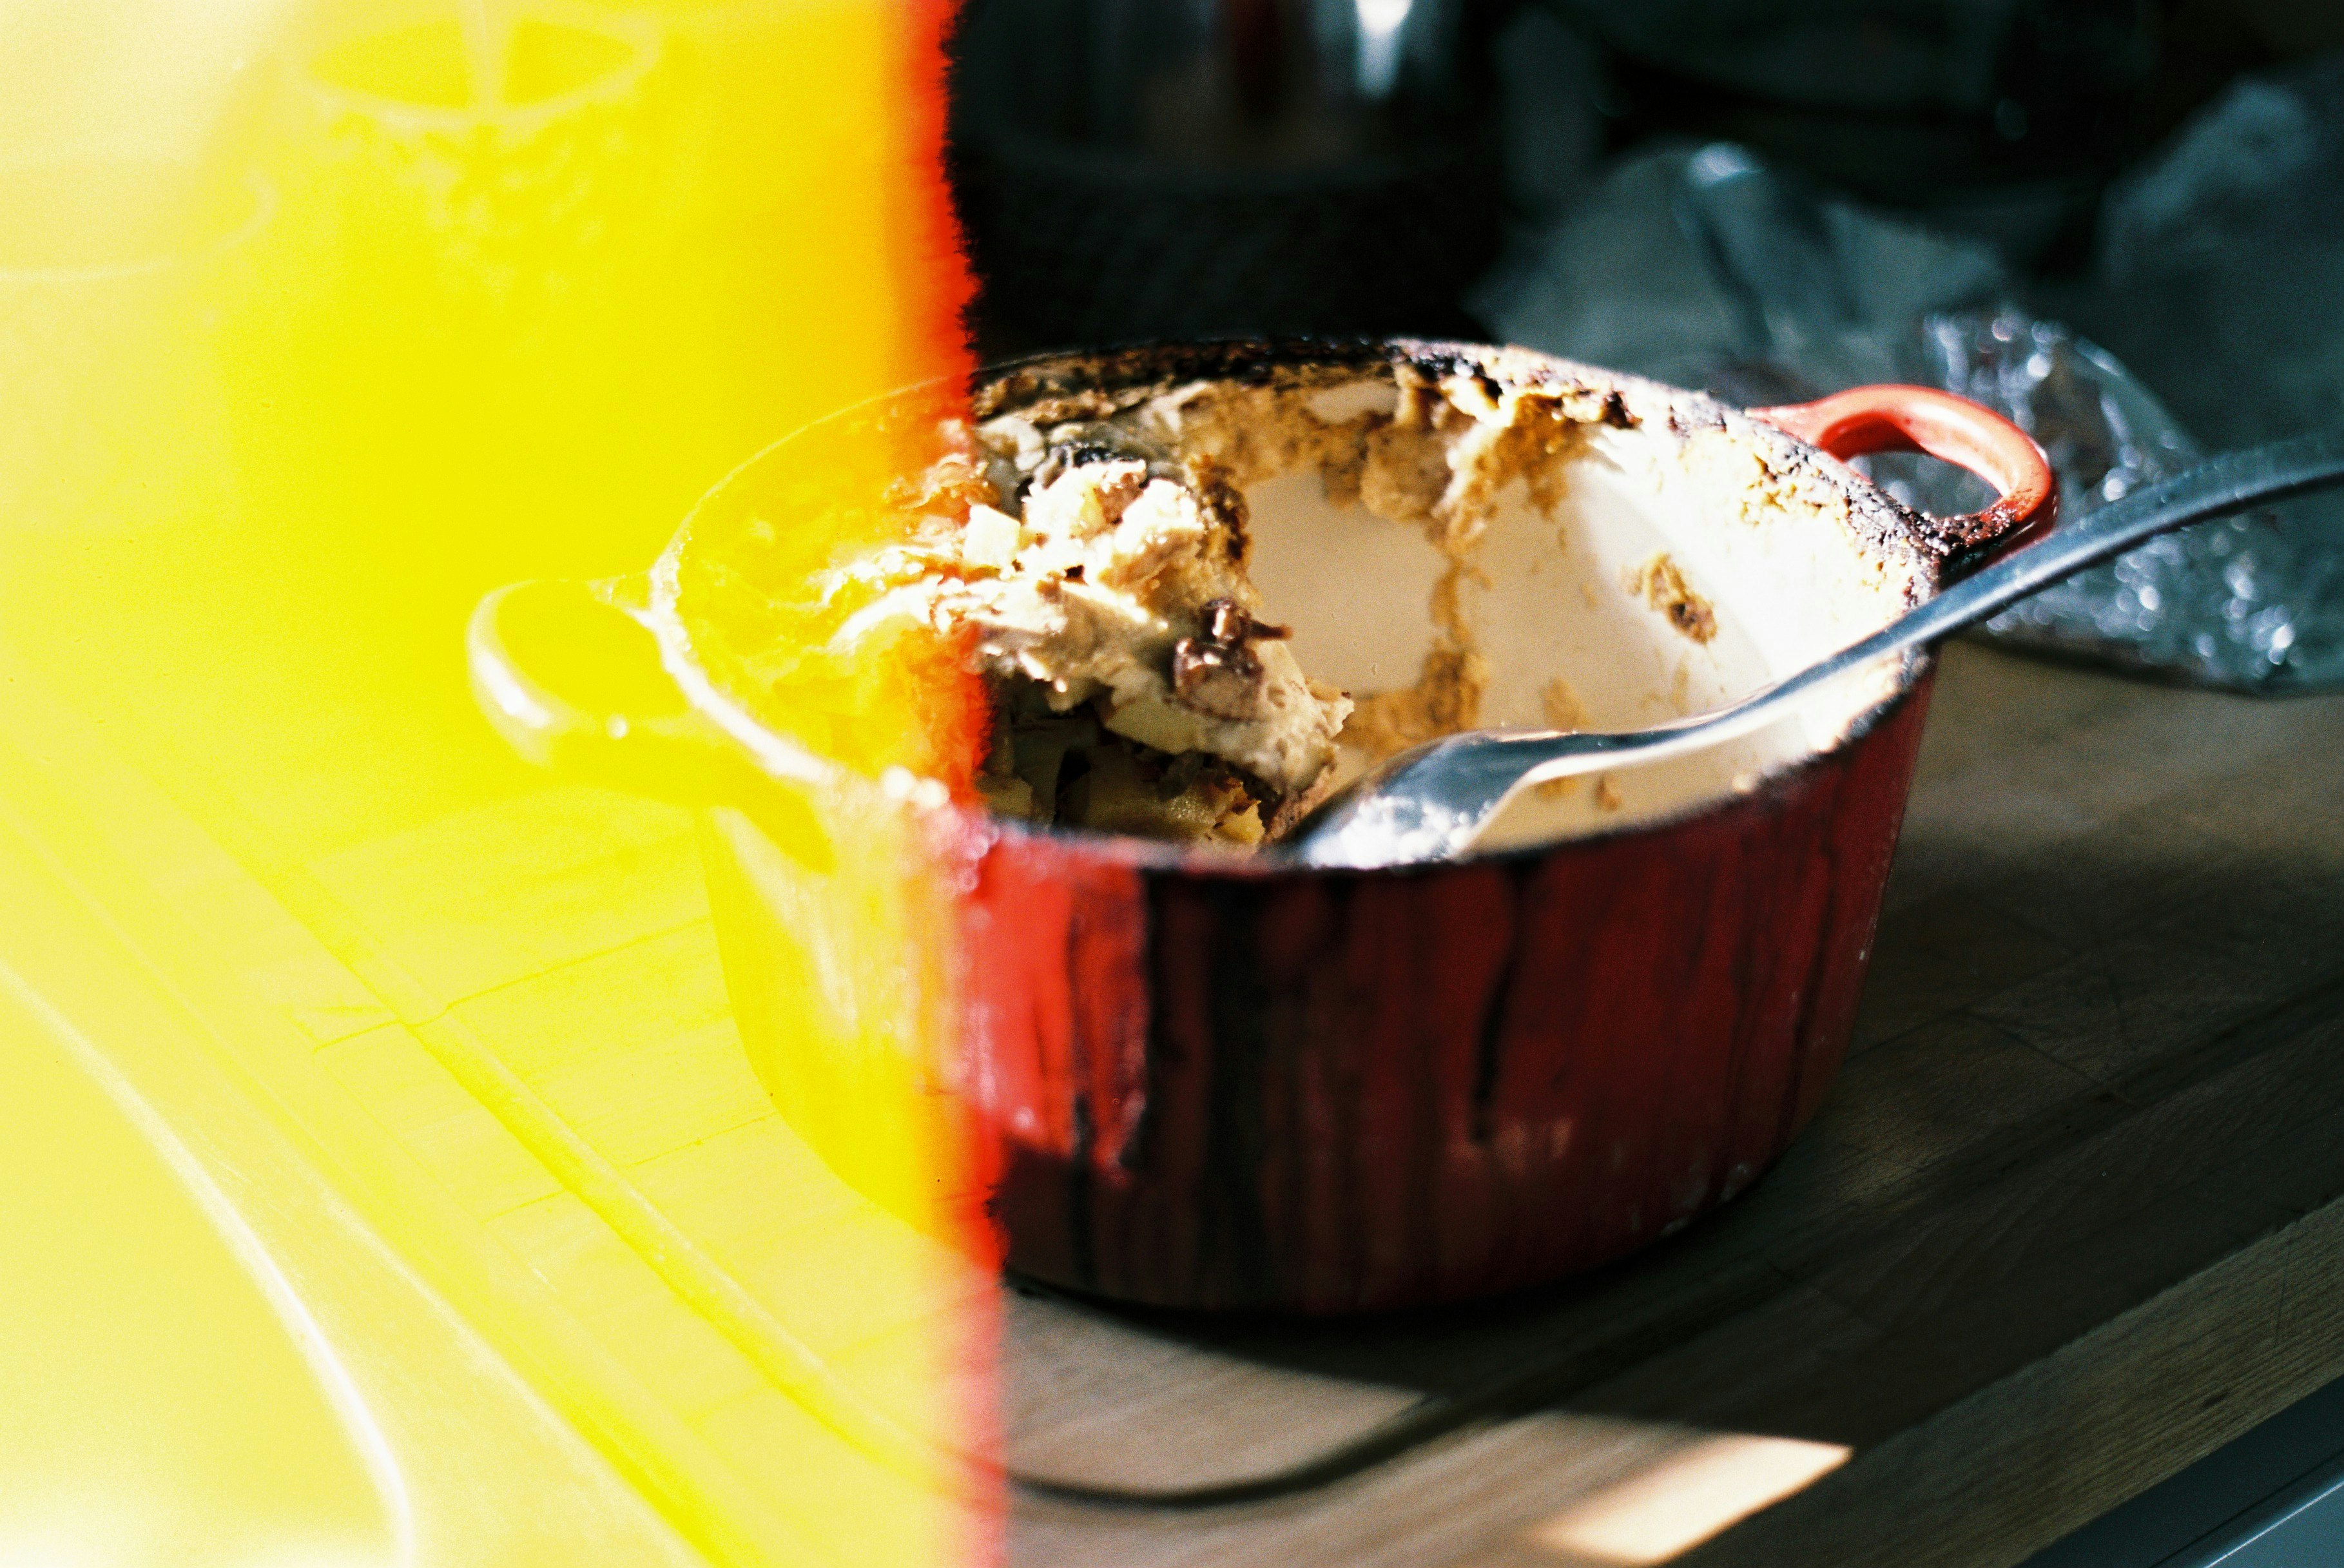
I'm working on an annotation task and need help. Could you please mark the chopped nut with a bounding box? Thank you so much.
[1172,599,1291,720]
[1624,552,1718,644]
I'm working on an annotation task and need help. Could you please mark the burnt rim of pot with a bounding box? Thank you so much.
[650,338,1946,877]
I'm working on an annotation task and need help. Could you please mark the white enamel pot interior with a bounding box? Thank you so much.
[1231,365,1944,853]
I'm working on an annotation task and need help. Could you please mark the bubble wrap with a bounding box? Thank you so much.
[1865,307,2344,690]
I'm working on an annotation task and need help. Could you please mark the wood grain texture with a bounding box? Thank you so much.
[997,641,2344,1566]
[18,559,2335,1568]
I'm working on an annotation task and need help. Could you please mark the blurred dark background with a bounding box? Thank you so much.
[947,0,2344,350]
[945,0,2344,692]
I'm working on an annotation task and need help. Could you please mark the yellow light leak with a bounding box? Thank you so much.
[0,1,998,1565]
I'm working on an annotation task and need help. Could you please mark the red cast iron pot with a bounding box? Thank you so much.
[472,340,2055,1314]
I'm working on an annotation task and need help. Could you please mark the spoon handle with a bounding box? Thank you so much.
[1496,429,2344,792]
[1823,429,2344,688]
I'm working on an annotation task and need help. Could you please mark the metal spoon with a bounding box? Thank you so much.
[1288,429,2344,869]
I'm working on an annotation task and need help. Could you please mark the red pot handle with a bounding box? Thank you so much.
[1750,384,2058,567]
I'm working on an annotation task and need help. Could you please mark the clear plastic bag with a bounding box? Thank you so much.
[1475,90,2344,691]
[1881,309,2344,689]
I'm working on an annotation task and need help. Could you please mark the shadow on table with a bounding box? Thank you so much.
[998,830,2344,1510]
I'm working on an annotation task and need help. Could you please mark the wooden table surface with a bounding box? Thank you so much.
[8,512,2341,1568]
[996,640,2344,1568]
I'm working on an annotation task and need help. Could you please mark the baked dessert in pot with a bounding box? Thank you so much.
[785,347,1740,850]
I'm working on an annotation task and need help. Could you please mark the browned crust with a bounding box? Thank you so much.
[970,339,1941,601]
[1625,553,1720,644]
[1344,647,1493,762]
[1181,454,1252,567]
